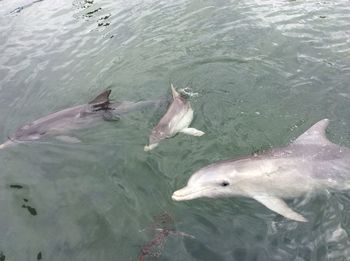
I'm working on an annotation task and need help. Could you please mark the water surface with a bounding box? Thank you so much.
[1,0,350,260]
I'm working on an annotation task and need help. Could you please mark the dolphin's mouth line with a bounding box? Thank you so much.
[172,186,213,201]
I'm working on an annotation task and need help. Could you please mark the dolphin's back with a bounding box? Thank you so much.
[12,105,96,140]
[267,143,350,188]
[310,145,350,185]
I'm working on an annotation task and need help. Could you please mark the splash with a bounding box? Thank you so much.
[178,88,199,98]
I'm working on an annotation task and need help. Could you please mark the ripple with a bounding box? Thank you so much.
[246,0,350,54]
[1,0,350,260]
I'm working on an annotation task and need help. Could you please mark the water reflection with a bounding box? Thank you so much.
[138,212,194,260]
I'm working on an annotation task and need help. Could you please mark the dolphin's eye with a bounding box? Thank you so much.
[221,181,230,187]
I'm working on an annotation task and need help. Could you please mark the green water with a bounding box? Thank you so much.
[1,0,350,260]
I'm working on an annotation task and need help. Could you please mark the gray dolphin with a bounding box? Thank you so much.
[144,84,205,151]
[172,119,350,222]
[0,90,167,149]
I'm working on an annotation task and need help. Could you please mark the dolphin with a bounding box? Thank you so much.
[0,90,167,149]
[172,119,350,222]
[144,84,205,151]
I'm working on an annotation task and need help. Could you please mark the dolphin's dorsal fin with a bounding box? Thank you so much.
[170,84,180,99]
[89,90,111,111]
[292,119,331,146]
[89,90,111,105]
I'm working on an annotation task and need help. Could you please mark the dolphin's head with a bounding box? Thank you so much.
[172,157,282,201]
[144,128,167,151]
[13,124,43,142]
[172,164,239,201]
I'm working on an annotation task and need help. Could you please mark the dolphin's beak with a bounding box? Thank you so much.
[172,186,209,201]
[0,140,14,149]
[144,143,159,152]
[172,187,190,201]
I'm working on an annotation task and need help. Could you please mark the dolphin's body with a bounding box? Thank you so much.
[144,85,204,151]
[0,90,167,149]
[172,119,350,222]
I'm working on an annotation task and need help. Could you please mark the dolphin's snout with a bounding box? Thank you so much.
[172,189,186,201]
[0,140,14,150]
[172,185,216,201]
[172,186,199,201]
[144,143,159,152]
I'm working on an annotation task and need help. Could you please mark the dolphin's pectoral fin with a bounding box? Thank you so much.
[55,135,82,143]
[253,195,307,222]
[102,111,120,121]
[180,128,205,136]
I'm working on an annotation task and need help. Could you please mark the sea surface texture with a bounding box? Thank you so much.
[1,0,350,260]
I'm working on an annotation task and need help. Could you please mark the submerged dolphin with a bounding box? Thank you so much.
[172,119,350,222]
[0,90,167,149]
[144,84,205,151]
